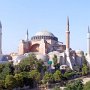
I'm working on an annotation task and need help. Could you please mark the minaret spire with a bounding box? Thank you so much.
[0,21,2,28]
[0,21,2,54]
[88,26,90,33]
[67,16,69,31]
[26,29,29,41]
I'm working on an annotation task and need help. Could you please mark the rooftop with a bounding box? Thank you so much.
[35,31,55,37]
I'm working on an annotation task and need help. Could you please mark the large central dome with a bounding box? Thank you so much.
[35,31,55,37]
[31,30,58,41]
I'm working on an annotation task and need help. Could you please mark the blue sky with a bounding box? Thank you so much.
[0,0,90,54]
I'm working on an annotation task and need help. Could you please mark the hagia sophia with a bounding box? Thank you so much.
[0,17,90,70]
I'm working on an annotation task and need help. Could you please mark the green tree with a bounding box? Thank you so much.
[28,54,37,70]
[14,73,23,88]
[83,81,90,90]
[29,70,40,82]
[20,72,31,86]
[19,58,31,72]
[5,75,16,90]
[43,72,53,84]
[14,65,21,74]
[53,54,58,66]
[0,62,11,80]
[0,64,4,73]
[81,56,88,75]
[53,70,62,82]
[35,60,43,72]
[15,54,45,73]
[0,80,5,90]
[83,56,87,65]
[65,79,83,90]
[63,71,75,80]
[28,70,41,87]
[17,54,38,72]
[9,62,15,75]
[82,64,88,75]
[53,55,60,70]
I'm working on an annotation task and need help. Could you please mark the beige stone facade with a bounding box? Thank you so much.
[18,31,66,55]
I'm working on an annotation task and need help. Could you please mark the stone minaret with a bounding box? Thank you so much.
[0,21,2,54]
[66,16,70,54]
[86,26,90,66]
[87,26,90,57]
[66,17,73,69]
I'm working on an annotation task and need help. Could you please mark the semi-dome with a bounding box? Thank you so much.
[13,55,27,65]
[35,31,55,37]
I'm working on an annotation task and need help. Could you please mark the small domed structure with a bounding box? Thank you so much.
[76,50,84,57]
[0,55,12,63]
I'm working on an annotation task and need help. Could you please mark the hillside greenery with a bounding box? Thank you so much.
[0,54,89,90]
